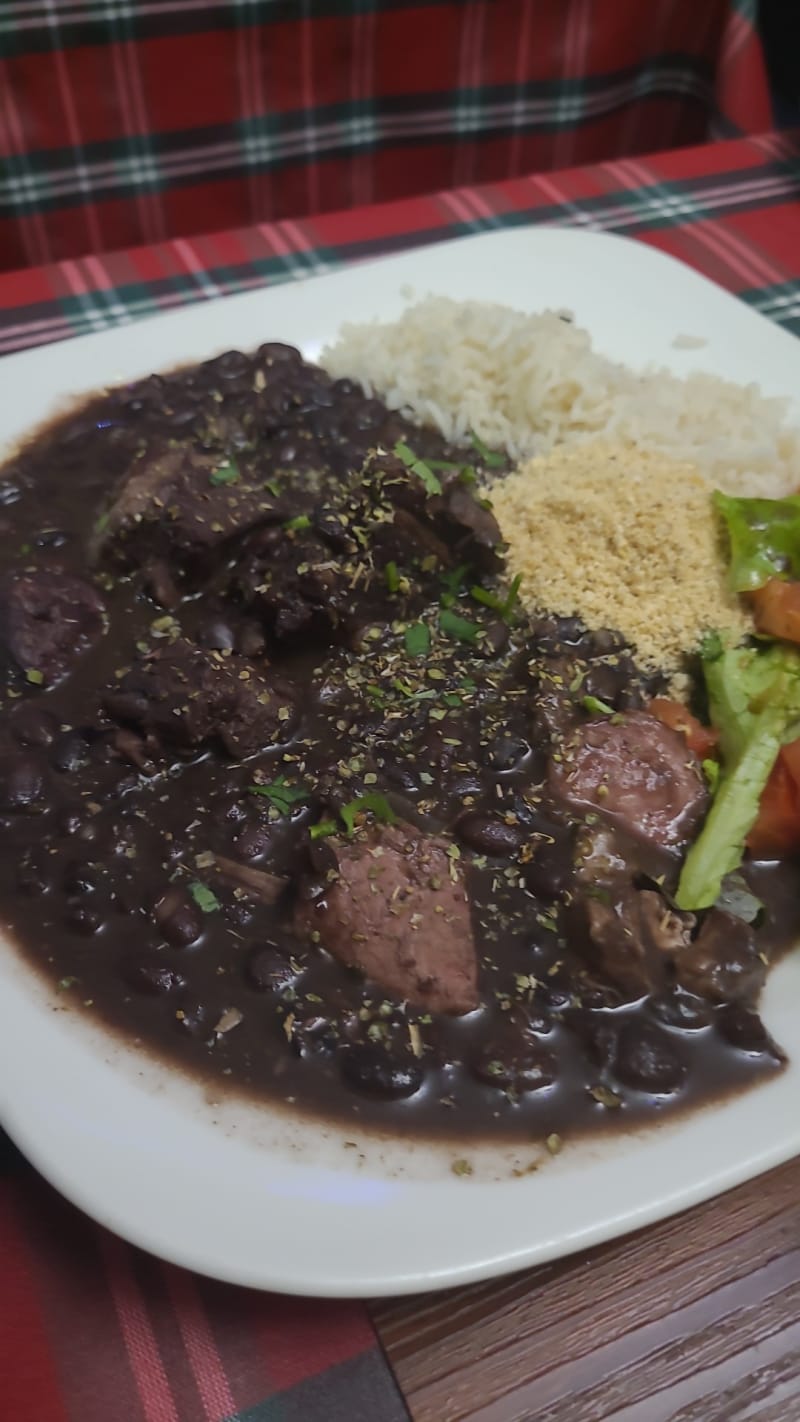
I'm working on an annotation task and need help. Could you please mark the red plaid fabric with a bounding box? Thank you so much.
[0,1135,409,1422]
[0,0,772,272]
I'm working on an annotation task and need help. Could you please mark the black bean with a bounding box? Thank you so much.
[578,1018,619,1069]
[17,865,49,896]
[221,797,248,824]
[331,378,358,398]
[649,991,712,1031]
[0,480,21,506]
[129,374,166,403]
[271,436,299,464]
[65,904,103,936]
[350,399,385,431]
[121,954,186,996]
[9,705,59,747]
[340,1044,424,1099]
[153,887,202,947]
[198,617,236,652]
[226,901,255,929]
[51,732,91,773]
[447,772,484,800]
[0,756,47,812]
[715,1005,784,1058]
[457,812,524,857]
[479,621,510,658]
[233,822,275,861]
[527,614,585,653]
[204,350,251,381]
[256,342,302,367]
[244,942,300,993]
[614,1021,687,1093]
[62,860,97,895]
[487,735,530,772]
[537,980,573,1013]
[236,621,266,657]
[163,404,198,430]
[521,824,573,899]
[34,528,68,549]
[470,1039,556,1092]
[290,1016,338,1058]
[383,761,422,796]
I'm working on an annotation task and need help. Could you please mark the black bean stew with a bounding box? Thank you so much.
[0,344,795,1141]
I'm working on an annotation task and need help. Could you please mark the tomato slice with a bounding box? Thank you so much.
[749,578,800,644]
[748,739,800,857]
[649,698,718,760]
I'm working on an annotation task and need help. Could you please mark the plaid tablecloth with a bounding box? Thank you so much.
[0,128,799,1422]
[0,0,773,271]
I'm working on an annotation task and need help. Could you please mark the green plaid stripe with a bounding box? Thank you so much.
[743,281,800,336]
[2,150,798,356]
[1,62,717,218]
[0,0,452,54]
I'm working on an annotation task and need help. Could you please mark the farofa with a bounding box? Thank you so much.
[488,443,751,674]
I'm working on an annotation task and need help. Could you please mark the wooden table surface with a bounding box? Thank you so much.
[374,1159,800,1421]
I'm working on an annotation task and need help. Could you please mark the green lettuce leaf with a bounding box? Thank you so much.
[713,490,800,592]
[675,642,800,910]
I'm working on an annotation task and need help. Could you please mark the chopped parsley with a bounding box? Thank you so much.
[250,775,309,814]
[310,819,337,841]
[340,793,397,835]
[284,514,311,532]
[384,560,400,593]
[440,563,471,608]
[393,440,442,496]
[209,458,240,486]
[469,573,522,622]
[25,668,44,686]
[469,431,505,468]
[188,881,220,914]
[439,608,478,643]
[582,694,615,716]
[404,621,430,657]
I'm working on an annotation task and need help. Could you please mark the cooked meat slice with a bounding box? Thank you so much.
[92,442,283,572]
[364,450,503,571]
[673,908,766,1005]
[579,887,694,999]
[296,825,479,1014]
[549,710,708,847]
[442,481,503,570]
[103,639,295,758]
[0,570,106,684]
[235,524,358,643]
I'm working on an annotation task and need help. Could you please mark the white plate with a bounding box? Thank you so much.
[1,228,799,1299]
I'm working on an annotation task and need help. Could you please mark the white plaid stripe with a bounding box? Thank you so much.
[0,0,220,30]
[0,262,795,364]
[452,0,485,186]
[749,283,800,325]
[0,67,719,213]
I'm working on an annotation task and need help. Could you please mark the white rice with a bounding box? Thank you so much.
[321,296,800,496]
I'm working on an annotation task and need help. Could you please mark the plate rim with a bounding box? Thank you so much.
[1,222,799,1297]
